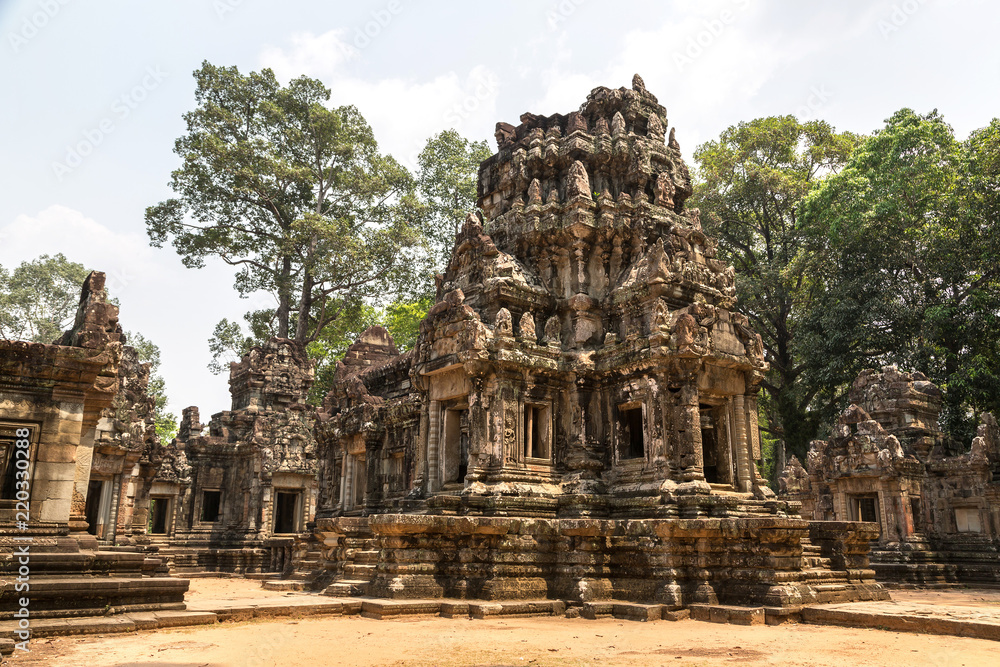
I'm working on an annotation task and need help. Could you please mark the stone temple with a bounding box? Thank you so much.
[2,77,904,627]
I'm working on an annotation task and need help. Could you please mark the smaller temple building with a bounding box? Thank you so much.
[780,366,1000,586]
[145,338,320,574]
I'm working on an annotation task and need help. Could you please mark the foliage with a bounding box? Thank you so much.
[126,332,178,443]
[0,253,89,343]
[416,129,491,282]
[800,109,1000,444]
[306,295,432,404]
[146,61,424,346]
[691,116,862,463]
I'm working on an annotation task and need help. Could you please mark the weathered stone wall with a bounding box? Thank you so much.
[316,515,886,608]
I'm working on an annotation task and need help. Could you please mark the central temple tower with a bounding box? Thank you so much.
[320,74,773,519]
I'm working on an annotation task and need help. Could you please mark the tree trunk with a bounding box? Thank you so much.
[294,271,314,343]
[275,256,292,339]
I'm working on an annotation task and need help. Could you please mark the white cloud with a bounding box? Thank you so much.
[0,205,156,296]
[258,30,501,170]
[0,205,244,420]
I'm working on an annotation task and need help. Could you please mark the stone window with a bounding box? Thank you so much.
[274,490,301,533]
[148,497,171,534]
[442,406,469,484]
[85,479,113,538]
[955,508,982,533]
[618,404,645,460]
[524,404,551,460]
[201,490,222,522]
[851,496,879,524]
[910,497,923,533]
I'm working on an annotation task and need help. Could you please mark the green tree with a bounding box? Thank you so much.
[127,332,179,443]
[800,109,1000,443]
[146,61,424,349]
[0,253,89,343]
[416,129,491,280]
[691,116,861,466]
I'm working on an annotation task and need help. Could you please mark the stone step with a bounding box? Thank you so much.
[344,563,376,577]
[353,550,380,564]
[323,580,370,597]
[261,580,310,592]
[0,611,217,640]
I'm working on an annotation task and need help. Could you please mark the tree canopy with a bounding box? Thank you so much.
[691,116,862,464]
[0,253,89,343]
[800,109,1000,443]
[146,62,424,345]
[416,129,491,280]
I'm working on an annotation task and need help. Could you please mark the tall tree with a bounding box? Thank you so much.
[0,253,89,343]
[416,129,491,280]
[126,332,179,443]
[146,61,423,346]
[800,110,1000,443]
[691,116,861,465]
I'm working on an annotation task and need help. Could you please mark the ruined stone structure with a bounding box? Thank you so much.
[308,77,887,609]
[0,272,187,618]
[148,338,320,574]
[780,367,1000,586]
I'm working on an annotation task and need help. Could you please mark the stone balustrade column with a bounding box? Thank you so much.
[733,394,752,492]
[427,400,441,493]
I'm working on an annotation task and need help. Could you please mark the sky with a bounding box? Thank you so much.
[1,0,998,421]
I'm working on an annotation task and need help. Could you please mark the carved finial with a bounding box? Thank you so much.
[611,112,626,137]
[546,184,560,204]
[567,112,588,134]
[632,73,646,92]
[566,160,591,200]
[464,211,482,231]
[543,316,561,346]
[495,122,516,148]
[595,116,610,135]
[519,312,536,342]
[668,127,680,151]
[495,307,512,336]
[655,171,675,209]
[687,207,701,230]
[527,178,542,205]
[647,113,664,139]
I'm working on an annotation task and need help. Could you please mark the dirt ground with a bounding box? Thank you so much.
[6,579,999,667]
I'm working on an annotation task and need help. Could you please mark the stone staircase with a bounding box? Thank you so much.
[798,536,858,604]
[322,534,379,597]
[261,544,327,592]
[259,534,331,592]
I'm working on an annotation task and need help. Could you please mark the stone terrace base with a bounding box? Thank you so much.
[315,515,888,609]
[0,525,189,620]
[871,535,1000,588]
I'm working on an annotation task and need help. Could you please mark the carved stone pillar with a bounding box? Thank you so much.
[733,395,752,492]
[680,384,703,481]
[427,400,441,492]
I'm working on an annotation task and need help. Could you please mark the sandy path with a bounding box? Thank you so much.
[10,612,995,667]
